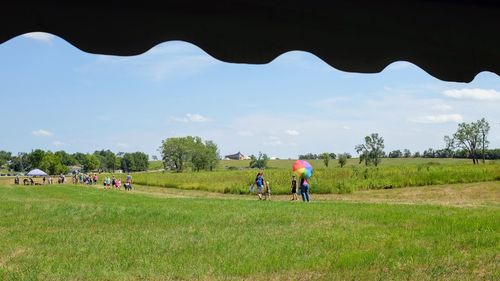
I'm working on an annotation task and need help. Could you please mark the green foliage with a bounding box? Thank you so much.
[39,151,69,175]
[0,150,12,167]
[83,154,100,172]
[445,118,490,164]
[121,152,149,172]
[28,149,46,169]
[338,153,348,168]
[93,150,117,172]
[8,153,30,172]
[321,152,330,167]
[55,150,77,166]
[249,152,269,169]
[355,133,385,166]
[159,136,219,172]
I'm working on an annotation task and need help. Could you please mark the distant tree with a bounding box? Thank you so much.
[55,150,76,166]
[72,152,88,166]
[28,149,46,169]
[159,136,219,172]
[0,150,12,167]
[121,152,149,172]
[40,152,68,175]
[249,152,269,169]
[329,153,337,160]
[445,118,490,164]
[83,154,100,172]
[422,148,435,158]
[338,153,348,168]
[388,150,403,158]
[9,153,30,172]
[321,152,330,167]
[355,133,385,166]
[344,153,352,159]
[403,149,411,158]
[94,150,117,172]
[478,118,490,163]
[413,151,421,158]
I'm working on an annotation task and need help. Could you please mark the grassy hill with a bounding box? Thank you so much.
[0,184,498,280]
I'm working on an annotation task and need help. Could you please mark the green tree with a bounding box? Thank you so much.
[28,149,46,169]
[9,153,30,172]
[83,154,100,172]
[159,136,219,172]
[355,133,385,166]
[445,118,489,164]
[338,153,348,168]
[249,152,269,169]
[478,118,490,163]
[121,152,149,172]
[321,152,330,167]
[0,150,12,167]
[388,150,402,158]
[72,152,88,166]
[40,152,68,175]
[403,149,411,158]
[94,150,117,172]
[55,150,77,166]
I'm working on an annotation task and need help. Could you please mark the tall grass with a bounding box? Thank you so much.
[116,163,500,194]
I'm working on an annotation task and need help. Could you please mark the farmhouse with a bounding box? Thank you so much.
[224,152,250,160]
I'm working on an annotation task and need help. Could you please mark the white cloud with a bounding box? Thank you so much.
[237,130,254,137]
[117,143,129,148]
[341,125,351,130]
[263,136,283,146]
[22,32,54,43]
[170,113,210,123]
[410,114,463,124]
[285,129,300,136]
[32,129,53,137]
[443,88,500,101]
[53,140,66,147]
[88,42,218,81]
[431,104,453,112]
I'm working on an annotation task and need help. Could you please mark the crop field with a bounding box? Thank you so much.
[113,161,500,195]
[0,182,498,280]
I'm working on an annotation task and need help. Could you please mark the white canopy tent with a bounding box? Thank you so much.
[26,169,48,177]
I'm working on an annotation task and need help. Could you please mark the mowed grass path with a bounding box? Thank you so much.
[1,184,499,280]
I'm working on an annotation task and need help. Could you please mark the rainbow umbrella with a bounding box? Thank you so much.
[292,160,313,179]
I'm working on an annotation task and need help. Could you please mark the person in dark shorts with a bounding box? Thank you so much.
[124,174,132,191]
[291,175,298,201]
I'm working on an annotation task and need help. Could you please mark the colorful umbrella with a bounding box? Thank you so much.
[292,160,313,179]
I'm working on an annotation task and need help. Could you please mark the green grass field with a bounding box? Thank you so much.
[115,162,500,195]
[0,183,498,280]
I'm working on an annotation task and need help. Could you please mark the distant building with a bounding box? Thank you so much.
[224,152,250,160]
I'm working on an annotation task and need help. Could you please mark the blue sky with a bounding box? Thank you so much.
[0,32,499,159]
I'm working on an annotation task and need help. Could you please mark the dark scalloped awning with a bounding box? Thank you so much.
[1,1,498,82]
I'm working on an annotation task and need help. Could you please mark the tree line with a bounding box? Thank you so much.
[0,149,149,175]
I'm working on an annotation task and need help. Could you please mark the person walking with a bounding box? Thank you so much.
[299,177,310,202]
[125,174,132,191]
[255,172,265,200]
[264,180,271,200]
[291,175,298,201]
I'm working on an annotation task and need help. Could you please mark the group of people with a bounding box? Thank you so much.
[71,173,133,191]
[250,172,311,202]
[14,175,60,185]
[250,172,272,200]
